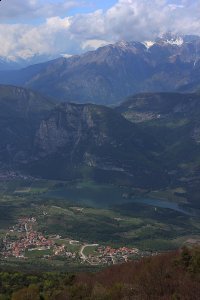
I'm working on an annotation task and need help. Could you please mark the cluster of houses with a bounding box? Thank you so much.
[84,246,140,265]
[53,244,76,259]
[0,171,31,180]
[1,217,78,260]
[99,246,139,256]
[2,218,54,258]
[97,246,139,264]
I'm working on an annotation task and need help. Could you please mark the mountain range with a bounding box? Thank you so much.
[1,33,200,207]
[0,34,200,104]
[1,84,200,207]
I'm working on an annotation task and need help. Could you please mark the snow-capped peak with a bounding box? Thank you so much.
[157,32,184,46]
[143,41,155,49]
[163,37,184,46]
[61,53,73,59]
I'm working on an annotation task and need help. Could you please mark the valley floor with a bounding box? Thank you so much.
[0,178,199,271]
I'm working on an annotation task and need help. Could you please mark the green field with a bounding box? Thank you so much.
[25,248,53,258]
[82,245,99,256]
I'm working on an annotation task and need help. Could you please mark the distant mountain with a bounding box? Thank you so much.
[0,58,20,71]
[0,85,167,188]
[0,34,200,104]
[0,54,60,71]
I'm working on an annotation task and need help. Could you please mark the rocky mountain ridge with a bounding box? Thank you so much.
[0,35,200,104]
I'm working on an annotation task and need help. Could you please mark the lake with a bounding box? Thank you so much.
[44,182,197,216]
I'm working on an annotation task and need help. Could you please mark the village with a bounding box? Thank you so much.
[80,245,140,265]
[0,171,33,181]
[0,216,140,265]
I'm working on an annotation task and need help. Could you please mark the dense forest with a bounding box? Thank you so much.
[0,246,199,300]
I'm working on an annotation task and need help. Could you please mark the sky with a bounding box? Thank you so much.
[0,0,200,61]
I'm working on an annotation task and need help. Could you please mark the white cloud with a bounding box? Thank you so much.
[0,17,73,59]
[81,39,109,50]
[0,0,80,20]
[0,0,200,61]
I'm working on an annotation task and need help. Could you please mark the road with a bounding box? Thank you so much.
[69,240,80,245]
[79,244,99,261]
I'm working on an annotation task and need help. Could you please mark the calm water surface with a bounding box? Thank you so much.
[44,184,197,215]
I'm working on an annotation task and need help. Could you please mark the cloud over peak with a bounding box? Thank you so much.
[0,0,200,61]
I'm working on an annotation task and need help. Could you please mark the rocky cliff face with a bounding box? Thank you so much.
[32,102,166,187]
[0,86,167,188]
[35,104,112,155]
